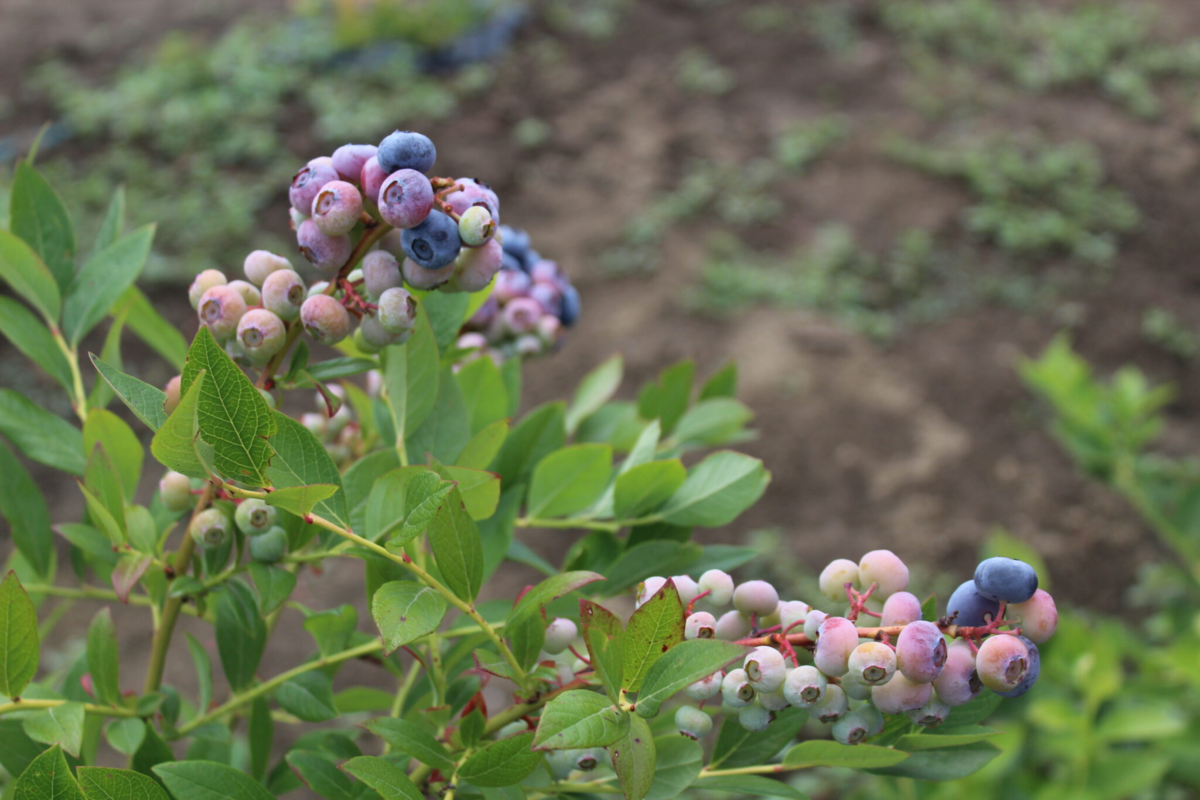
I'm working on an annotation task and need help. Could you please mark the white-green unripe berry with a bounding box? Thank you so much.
[670,575,700,605]
[905,696,951,728]
[859,703,885,735]
[360,314,405,350]
[733,580,779,617]
[848,641,897,686]
[544,750,576,780]
[458,205,496,247]
[159,471,193,512]
[811,683,848,722]
[715,610,751,641]
[832,708,873,745]
[249,526,288,563]
[804,609,828,640]
[190,508,230,550]
[636,576,668,607]
[308,281,330,298]
[783,665,827,708]
[778,600,811,632]
[840,670,874,701]
[262,269,307,321]
[574,749,602,772]
[237,308,287,365]
[543,617,578,655]
[235,499,276,535]
[698,569,735,607]
[819,558,861,602]
[675,706,713,739]
[377,287,417,336]
[227,279,261,308]
[684,671,723,701]
[744,646,786,692]
[684,612,716,640]
[758,686,789,711]
[721,668,756,708]
[738,703,771,732]
[244,250,291,287]
[188,269,227,309]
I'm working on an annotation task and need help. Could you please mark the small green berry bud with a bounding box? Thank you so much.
[235,499,276,535]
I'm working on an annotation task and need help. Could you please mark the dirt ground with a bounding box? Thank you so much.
[3,0,1200,774]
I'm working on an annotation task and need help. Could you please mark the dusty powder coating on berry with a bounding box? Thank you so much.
[311,180,364,236]
[377,130,437,174]
[975,634,1030,692]
[401,209,462,269]
[243,250,291,287]
[237,309,287,363]
[377,288,417,336]
[297,219,352,275]
[458,205,496,246]
[188,269,227,309]
[895,619,947,683]
[331,143,377,182]
[198,285,247,342]
[378,169,435,229]
[360,156,389,204]
[452,239,504,293]
[300,294,352,345]
[361,250,403,299]
[289,160,339,215]
[871,672,933,714]
[402,255,456,290]
[881,591,923,627]
[262,269,307,321]
[946,579,1001,627]
[974,557,1039,603]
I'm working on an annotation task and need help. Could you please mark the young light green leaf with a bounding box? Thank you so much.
[77,481,124,546]
[698,362,737,401]
[363,718,455,771]
[491,402,565,486]
[372,581,448,654]
[90,354,169,432]
[671,398,753,447]
[458,732,543,787]
[427,487,484,602]
[214,580,266,692]
[614,460,686,520]
[382,307,439,446]
[77,766,168,800]
[341,756,423,800]
[9,161,75,295]
[365,466,432,542]
[150,369,207,480]
[93,184,125,253]
[782,740,909,769]
[646,735,702,800]
[527,444,612,518]
[119,286,188,371]
[103,720,148,758]
[0,297,74,393]
[455,357,509,435]
[436,465,500,521]
[154,760,276,800]
[0,230,60,324]
[567,355,623,434]
[608,714,656,800]
[63,225,155,345]
[397,472,457,546]
[0,443,53,577]
[263,484,339,518]
[457,419,509,470]
[87,607,121,706]
[275,671,338,722]
[637,360,694,436]
[635,639,747,718]
[23,702,85,758]
[658,451,770,527]
[266,410,349,526]
[581,600,625,702]
[623,579,684,692]
[508,571,605,628]
[533,690,629,750]
[185,633,213,718]
[422,290,471,351]
[0,572,39,699]
[13,744,82,800]
[247,563,296,617]
[83,409,143,501]
[0,389,85,474]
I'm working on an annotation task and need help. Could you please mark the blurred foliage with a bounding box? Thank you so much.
[1142,307,1199,361]
[675,48,737,96]
[544,0,631,40]
[303,0,511,49]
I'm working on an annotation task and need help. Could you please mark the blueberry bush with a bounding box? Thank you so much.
[0,128,1058,799]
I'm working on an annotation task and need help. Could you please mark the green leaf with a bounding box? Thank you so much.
[942,692,1002,729]
[184,634,213,718]
[567,355,623,435]
[0,443,53,576]
[0,230,61,323]
[638,361,694,436]
[455,357,509,435]
[366,467,446,545]
[9,161,75,295]
[1096,703,1188,742]
[782,741,909,769]
[382,307,439,447]
[363,718,455,771]
[131,724,174,779]
[406,366,471,465]
[341,756,423,800]
[921,594,938,623]
[179,327,276,487]
[63,225,154,345]
[0,572,39,698]
[864,741,997,781]
[614,460,686,520]
[646,736,702,800]
[93,185,125,254]
[372,581,448,655]
[658,451,770,527]
[104,720,148,757]
[672,399,753,447]
[0,296,74,393]
[527,444,612,518]
[264,484,339,518]
[214,581,265,692]
[398,471,457,545]
[150,370,207,480]
[698,362,738,400]
[709,707,808,770]
[247,698,272,781]
[692,776,807,799]
[427,487,484,602]
[457,419,509,471]
[533,690,629,750]
[86,608,121,706]
[439,466,500,521]
[23,702,85,758]
[635,639,746,718]
[508,571,605,628]
[608,714,655,800]
[0,389,85,474]
[458,733,543,788]
[78,766,169,800]
[247,563,296,617]
[0,719,47,782]
[275,671,338,722]
[153,761,276,800]
[119,287,188,371]
[492,402,565,486]
[333,688,393,714]
[83,409,142,502]
[580,600,625,701]
[266,410,349,526]
[600,541,702,596]
[508,614,545,671]
[896,727,1000,750]
[422,291,471,352]
[623,579,684,692]
[90,355,168,432]
[14,745,83,800]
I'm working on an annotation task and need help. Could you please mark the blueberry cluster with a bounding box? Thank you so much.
[457,226,581,365]
[170,490,288,564]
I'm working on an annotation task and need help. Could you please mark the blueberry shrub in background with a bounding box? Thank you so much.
[0,126,1056,799]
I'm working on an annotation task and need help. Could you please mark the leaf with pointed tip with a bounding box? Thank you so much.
[533,690,629,750]
[263,484,338,518]
[567,355,623,434]
[23,703,85,758]
[63,225,155,346]
[0,389,85,474]
[0,296,73,393]
[87,607,121,705]
[102,721,148,758]
[457,419,509,471]
[623,579,684,692]
[371,582,447,655]
[153,761,275,800]
[91,355,168,432]
[150,370,207,480]
[265,410,348,526]
[527,444,612,519]
[362,718,454,771]
[77,766,169,800]
[458,732,543,787]
[0,572,39,699]
[508,572,605,628]
[658,451,769,528]
[13,744,82,800]
[437,465,500,521]
[581,600,624,702]
[275,671,338,722]
[427,487,483,602]
[0,225,61,324]
[635,639,747,718]
[9,161,75,294]
[607,714,655,800]
[111,554,153,604]
[0,443,53,577]
[340,756,422,800]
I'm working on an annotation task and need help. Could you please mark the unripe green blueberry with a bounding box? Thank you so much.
[1009,589,1058,644]
[881,591,923,627]
[237,309,287,365]
[685,612,716,640]
[244,250,291,287]
[721,668,756,708]
[758,686,790,712]
[871,672,932,715]
[698,569,735,607]
[311,180,364,236]
[258,387,276,408]
[513,334,543,359]
[190,508,230,550]
[714,609,751,641]
[458,204,496,247]
[804,609,828,639]
[573,749,602,772]
[158,471,192,512]
[671,575,700,606]
[308,281,330,298]
[733,580,779,617]
[249,526,288,563]
[933,639,982,706]
[905,696,951,728]
[198,285,247,343]
[636,576,668,607]
[188,269,228,309]
[356,315,400,351]
[235,498,276,535]
[684,671,723,701]
[164,375,182,415]
[848,641,897,686]
[544,750,576,780]
[811,682,848,722]
[814,616,858,677]
[227,279,261,308]
[819,558,861,602]
[544,617,578,655]
[226,337,251,367]
[675,705,713,739]
[975,634,1030,693]
[738,703,771,732]
[362,250,403,300]
[895,620,948,684]
[401,254,456,290]
[858,549,909,598]
[262,269,307,321]
[840,669,874,701]
[377,287,417,336]
[784,665,827,708]
[832,708,873,745]
[779,600,811,632]
[744,646,786,692]
[300,294,352,345]
[497,721,527,738]
[297,219,352,276]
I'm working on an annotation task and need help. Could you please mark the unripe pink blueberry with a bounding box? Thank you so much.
[243,250,291,287]
[975,634,1030,693]
[1009,589,1058,644]
[164,375,182,415]
[803,609,828,640]
[378,169,434,229]
[848,641,897,685]
[814,616,859,676]
[685,671,723,701]
[543,617,578,655]
[685,612,716,640]
[733,580,779,617]
[671,575,701,606]
[227,279,261,308]
[721,668,756,708]
[297,219,352,276]
[783,665,827,708]
[697,570,734,607]
[458,205,496,247]
[530,260,562,284]
[881,591,923,627]
[675,706,712,739]
[188,269,228,309]
[311,180,364,236]
[810,682,847,722]
[190,508,231,550]
[858,549,909,598]
[235,498,276,535]
[198,285,247,343]
[289,160,339,215]
[362,250,403,300]
[237,309,287,365]
[872,672,933,714]
[449,239,503,293]
[300,294,352,345]
[331,143,377,182]
[158,471,192,512]
[906,695,951,728]
[819,559,861,602]
[778,601,811,631]
[933,639,982,706]
[360,156,389,204]
[896,620,948,683]
[457,332,488,351]
[262,269,307,321]
[494,268,531,302]
[744,646,786,692]
[445,178,499,220]
[738,704,770,732]
[713,610,749,641]
[502,297,542,335]
[377,287,417,336]
[537,315,563,346]
[401,256,455,290]
[636,576,668,607]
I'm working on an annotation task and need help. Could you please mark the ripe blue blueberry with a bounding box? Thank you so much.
[378,131,437,174]
[499,225,531,260]
[974,557,1039,604]
[559,284,581,327]
[946,580,1002,627]
[249,526,288,563]
[530,282,563,318]
[675,706,713,739]
[235,499,276,535]
[401,209,462,270]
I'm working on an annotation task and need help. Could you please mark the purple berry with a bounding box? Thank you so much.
[297,219,352,276]
[198,285,247,343]
[289,160,339,215]
[360,156,388,204]
[402,256,456,290]
[494,267,532,302]
[819,559,861,601]
[814,616,858,677]
[237,309,287,365]
[300,294,351,345]
[377,287,417,336]
[378,169,435,229]
[733,580,779,617]
[457,333,488,351]
[848,641,897,685]
[530,260,563,284]
[896,620,947,683]
[444,177,499,221]
[401,209,461,269]
[537,315,563,347]
[880,591,923,627]
[362,250,403,300]
[312,180,364,236]
[243,250,291,287]
[685,612,716,640]
[530,282,563,317]
[946,580,1001,627]
[262,269,307,321]
[503,297,542,335]
[976,635,1030,693]
[932,639,982,706]
[974,557,1039,604]
[560,284,581,327]
[783,665,827,707]
[164,375,182,415]
[872,672,933,714]
[858,549,909,598]
[996,636,1040,698]
[158,471,192,512]
[378,130,437,174]
[1009,589,1057,644]
[331,143,377,182]
[188,269,227,309]
[458,205,496,247]
[451,239,503,293]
